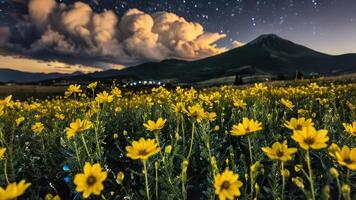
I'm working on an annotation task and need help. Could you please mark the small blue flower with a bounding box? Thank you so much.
[63,165,70,172]
[64,176,72,183]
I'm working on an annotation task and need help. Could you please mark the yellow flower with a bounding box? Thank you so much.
[280,98,294,110]
[213,125,220,132]
[342,122,356,136]
[15,117,25,126]
[213,169,243,200]
[291,126,329,150]
[292,177,304,189]
[172,102,188,114]
[143,118,166,132]
[125,138,160,160]
[55,113,65,120]
[45,193,61,200]
[233,98,246,109]
[65,84,82,96]
[115,107,122,113]
[116,171,125,184]
[111,87,122,98]
[95,91,114,103]
[0,106,4,117]
[187,104,205,123]
[261,141,297,162]
[32,122,44,134]
[254,83,268,91]
[74,162,107,199]
[284,117,314,131]
[334,145,356,170]
[0,180,31,199]
[0,95,12,107]
[0,147,6,160]
[230,117,262,136]
[328,143,341,158]
[66,119,93,139]
[205,112,217,122]
[87,82,98,90]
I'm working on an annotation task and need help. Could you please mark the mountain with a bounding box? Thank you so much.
[2,34,356,84]
[106,34,356,83]
[0,69,83,83]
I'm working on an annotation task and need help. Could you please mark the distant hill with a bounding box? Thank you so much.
[2,34,356,84]
[107,34,356,83]
[0,69,83,83]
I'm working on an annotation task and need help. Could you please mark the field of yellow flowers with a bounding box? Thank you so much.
[0,81,355,200]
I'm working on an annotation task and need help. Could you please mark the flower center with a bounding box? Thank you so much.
[304,137,315,145]
[343,157,352,164]
[86,175,96,186]
[295,124,303,130]
[138,149,148,156]
[276,150,284,157]
[221,181,230,190]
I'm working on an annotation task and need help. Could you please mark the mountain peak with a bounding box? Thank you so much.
[246,34,323,56]
[249,34,285,45]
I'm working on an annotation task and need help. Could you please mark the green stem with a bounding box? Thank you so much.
[306,150,315,200]
[81,134,92,162]
[281,162,285,200]
[143,160,150,200]
[155,162,159,200]
[187,122,195,160]
[95,102,102,158]
[73,141,82,167]
[4,158,9,184]
[247,136,254,196]
[336,177,341,200]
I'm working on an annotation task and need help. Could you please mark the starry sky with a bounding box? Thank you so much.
[61,0,356,54]
[0,0,356,73]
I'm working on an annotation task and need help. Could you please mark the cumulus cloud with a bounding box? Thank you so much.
[3,0,229,68]
[232,40,245,48]
[28,0,57,29]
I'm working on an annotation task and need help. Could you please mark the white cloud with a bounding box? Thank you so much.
[232,40,245,48]
[6,1,231,69]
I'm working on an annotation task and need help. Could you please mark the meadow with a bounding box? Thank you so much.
[0,80,355,200]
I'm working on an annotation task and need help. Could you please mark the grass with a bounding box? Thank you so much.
[0,79,355,199]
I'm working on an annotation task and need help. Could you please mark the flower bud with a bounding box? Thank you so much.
[294,164,303,172]
[341,184,351,199]
[165,145,172,154]
[322,185,330,200]
[250,161,260,173]
[292,177,304,189]
[116,171,125,184]
[329,167,339,178]
[281,169,290,177]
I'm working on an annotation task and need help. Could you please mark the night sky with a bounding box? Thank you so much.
[0,0,355,73]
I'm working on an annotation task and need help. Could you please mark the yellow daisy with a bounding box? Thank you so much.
[143,118,166,132]
[214,169,243,200]
[230,117,262,136]
[126,138,160,160]
[0,180,31,200]
[284,117,314,131]
[74,162,107,199]
[291,126,329,150]
[262,141,297,162]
